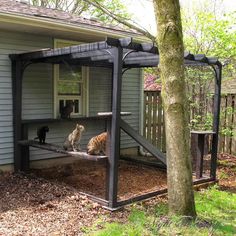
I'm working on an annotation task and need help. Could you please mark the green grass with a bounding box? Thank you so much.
[90,186,236,236]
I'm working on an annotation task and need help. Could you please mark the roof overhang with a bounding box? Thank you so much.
[0,12,146,42]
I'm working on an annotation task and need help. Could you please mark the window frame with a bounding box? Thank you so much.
[53,39,89,118]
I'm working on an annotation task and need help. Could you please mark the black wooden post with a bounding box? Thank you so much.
[191,131,215,179]
[108,46,123,208]
[192,133,205,179]
[105,118,111,201]
[11,59,30,172]
[211,63,222,179]
[21,124,30,171]
[12,59,24,171]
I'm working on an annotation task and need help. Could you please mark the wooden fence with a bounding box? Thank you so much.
[143,91,236,155]
[219,94,236,154]
[143,91,166,152]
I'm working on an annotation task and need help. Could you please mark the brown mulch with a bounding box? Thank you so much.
[217,153,236,193]
[0,160,167,235]
[0,172,110,236]
[31,160,167,200]
[0,155,235,235]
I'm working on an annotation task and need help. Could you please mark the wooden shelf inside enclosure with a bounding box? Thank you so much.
[18,140,108,162]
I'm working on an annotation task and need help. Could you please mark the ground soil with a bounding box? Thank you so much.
[217,153,236,193]
[0,154,235,235]
[32,160,167,200]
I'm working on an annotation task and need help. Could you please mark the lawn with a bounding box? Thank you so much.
[90,186,236,236]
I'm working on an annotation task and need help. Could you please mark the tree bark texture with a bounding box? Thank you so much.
[153,0,196,217]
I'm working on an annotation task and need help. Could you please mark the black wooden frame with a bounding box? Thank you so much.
[10,37,222,209]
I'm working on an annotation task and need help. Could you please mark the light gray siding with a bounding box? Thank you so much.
[121,68,142,148]
[89,67,112,115]
[0,30,53,165]
[23,65,53,119]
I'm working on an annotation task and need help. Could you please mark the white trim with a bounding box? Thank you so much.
[53,39,89,118]
[54,38,84,47]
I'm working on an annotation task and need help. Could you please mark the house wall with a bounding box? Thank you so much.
[121,68,142,148]
[0,30,53,165]
[0,30,142,165]
[23,64,53,120]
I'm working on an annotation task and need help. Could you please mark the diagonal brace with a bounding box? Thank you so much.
[120,119,166,165]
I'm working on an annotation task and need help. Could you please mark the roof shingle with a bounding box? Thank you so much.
[0,0,139,35]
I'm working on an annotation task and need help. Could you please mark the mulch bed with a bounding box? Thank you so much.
[217,153,236,193]
[0,155,235,235]
[31,160,167,200]
[0,160,167,235]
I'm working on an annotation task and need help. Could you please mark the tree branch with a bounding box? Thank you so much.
[82,0,156,42]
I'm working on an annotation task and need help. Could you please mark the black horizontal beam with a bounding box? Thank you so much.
[71,50,112,62]
[184,52,195,60]
[106,37,158,54]
[116,176,215,208]
[194,54,208,63]
[79,192,109,206]
[21,116,110,124]
[9,37,221,67]
[10,41,111,61]
[207,57,220,65]
[141,43,158,54]
[117,188,167,207]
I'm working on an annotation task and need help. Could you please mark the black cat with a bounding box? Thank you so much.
[61,102,74,119]
[34,126,49,144]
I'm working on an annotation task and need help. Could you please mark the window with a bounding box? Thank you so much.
[54,40,88,118]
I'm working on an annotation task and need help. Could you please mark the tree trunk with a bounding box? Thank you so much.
[153,0,196,217]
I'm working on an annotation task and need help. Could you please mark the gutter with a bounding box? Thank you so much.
[0,12,147,42]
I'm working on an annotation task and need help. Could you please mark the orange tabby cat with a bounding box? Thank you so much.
[87,132,107,155]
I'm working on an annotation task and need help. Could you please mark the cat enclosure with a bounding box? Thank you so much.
[10,37,222,210]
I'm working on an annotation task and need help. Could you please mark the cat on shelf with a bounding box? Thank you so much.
[87,132,107,155]
[63,124,85,152]
[61,101,74,119]
[34,126,49,144]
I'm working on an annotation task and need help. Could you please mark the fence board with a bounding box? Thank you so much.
[152,92,158,146]
[226,95,232,153]
[147,92,152,142]
[144,91,165,152]
[144,91,236,155]
[157,94,162,149]
[222,95,227,151]
[231,95,236,154]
